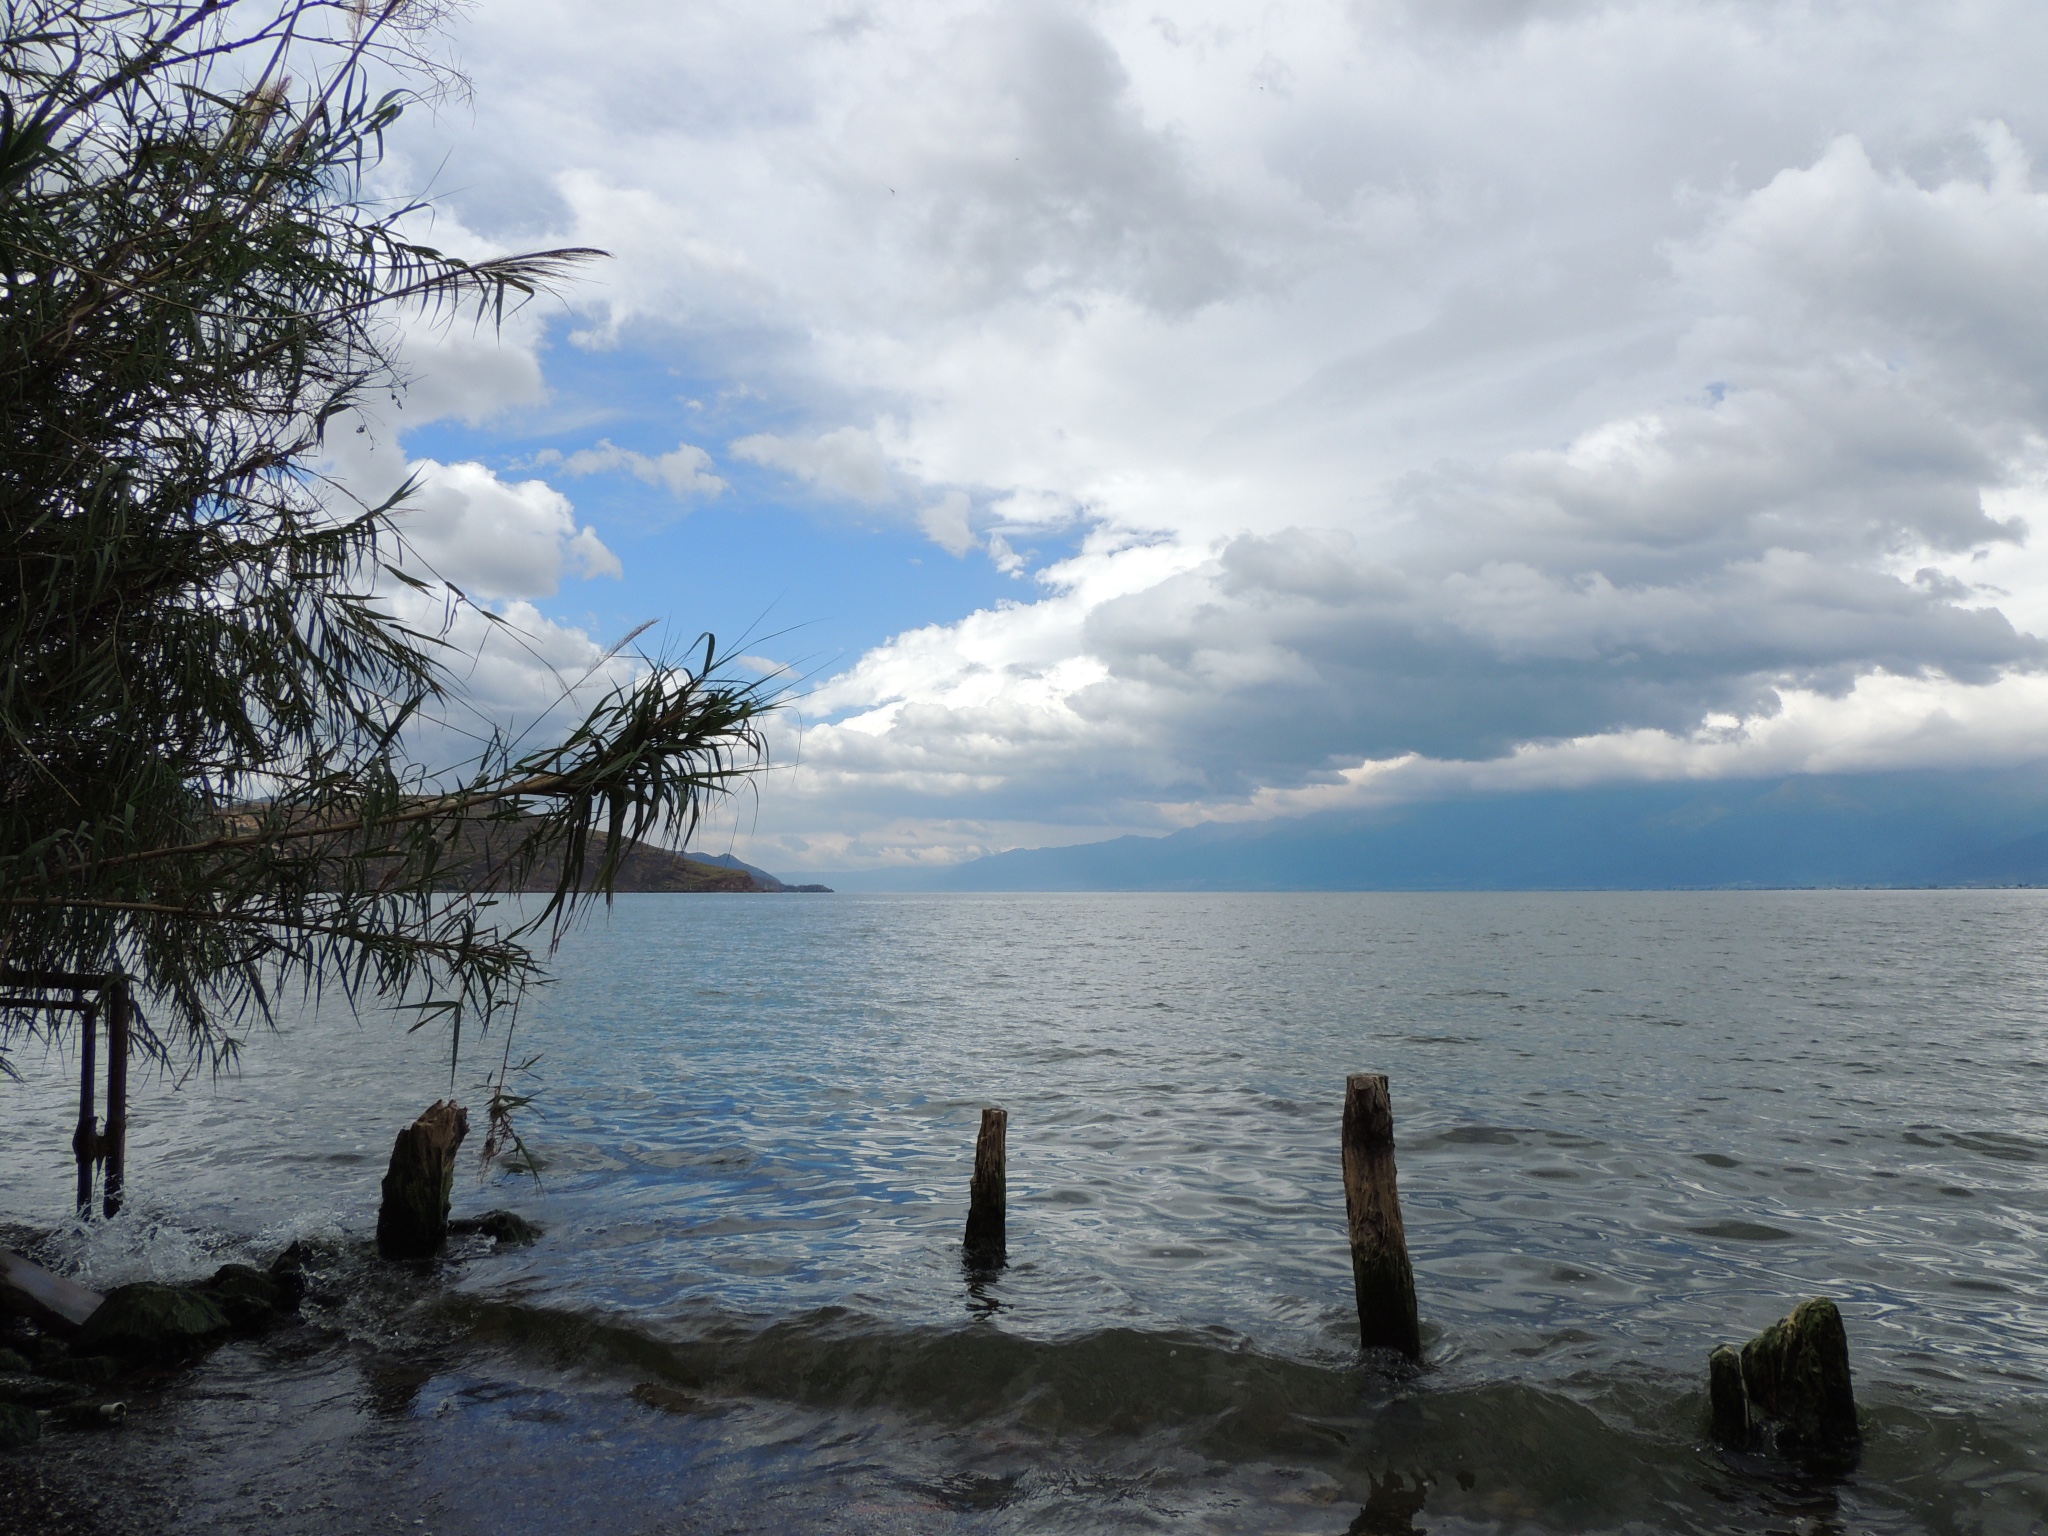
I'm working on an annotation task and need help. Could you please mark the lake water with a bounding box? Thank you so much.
[2,891,2045,1534]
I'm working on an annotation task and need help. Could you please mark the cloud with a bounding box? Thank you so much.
[918,492,975,556]
[731,427,895,503]
[541,439,729,498]
[400,461,623,601]
[375,1,2048,865]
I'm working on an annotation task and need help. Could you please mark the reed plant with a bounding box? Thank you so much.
[0,0,771,1079]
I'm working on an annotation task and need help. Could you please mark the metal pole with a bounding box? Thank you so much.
[103,977,129,1219]
[71,993,98,1216]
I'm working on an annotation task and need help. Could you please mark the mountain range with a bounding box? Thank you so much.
[797,764,2048,892]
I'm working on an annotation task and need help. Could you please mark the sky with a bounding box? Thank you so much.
[332,0,2048,873]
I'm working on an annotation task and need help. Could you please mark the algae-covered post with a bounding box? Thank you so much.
[103,976,131,1218]
[1710,1296,1860,1465]
[963,1106,1008,1270]
[376,1101,470,1260]
[1341,1072,1421,1360]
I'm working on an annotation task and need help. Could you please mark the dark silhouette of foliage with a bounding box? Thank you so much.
[0,0,770,1075]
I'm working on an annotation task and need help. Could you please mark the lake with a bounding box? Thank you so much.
[2,891,2045,1534]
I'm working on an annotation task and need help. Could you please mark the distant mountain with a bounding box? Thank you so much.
[802,765,2048,892]
[435,824,759,892]
[684,851,833,893]
[1930,828,2048,886]
[421,820,839,893]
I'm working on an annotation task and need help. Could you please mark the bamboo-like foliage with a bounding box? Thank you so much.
[0,0,772,1073]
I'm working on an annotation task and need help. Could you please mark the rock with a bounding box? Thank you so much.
[447,1210,543,1246]
[0,1401,37,1449]
[376,1101,469,1260]
[267,1238,335,1305]
[0,1373,88,1408]
[36,1354,121,1387]
[71,1283,229,1361]
[1710,1297,1859,1465]
[202,1264,292,1331]
[0,1348,27,1375]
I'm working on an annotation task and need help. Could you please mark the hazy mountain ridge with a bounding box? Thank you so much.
[801,766,2048,892]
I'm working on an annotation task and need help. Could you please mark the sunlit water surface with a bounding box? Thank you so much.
[2,891,2045,1534]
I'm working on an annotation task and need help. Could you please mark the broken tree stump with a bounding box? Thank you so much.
[962,1106,1007,1270]
[1709,1296,1860,1465]
[376,1101,470,1260]
[1342,1073,1421,1360]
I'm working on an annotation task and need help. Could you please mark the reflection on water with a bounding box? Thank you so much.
[3,890,2047,1533]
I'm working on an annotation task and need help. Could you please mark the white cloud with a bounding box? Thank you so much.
[379,1,2048,864]
[918,491,976,556]
[396,460,621,601]
[542,439,729,498]
[730,427,895,503]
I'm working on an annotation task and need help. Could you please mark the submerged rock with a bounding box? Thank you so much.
[0,1400,37,1449]
[1710,1296,1860,1466]
[36,1354,122,1387]
[0,1372,88,1408]
[267,1237,337,1304]
[202,1263,295,1332]
[72,1283,229,1361]
[447,1210,543,1246]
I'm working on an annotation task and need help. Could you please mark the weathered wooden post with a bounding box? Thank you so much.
[71,992,98,1216]
[102,977,130,1219]
[962,1106,1007,1270]
[1710,1297,1859,1465]
[1708,1344,1750,1448]
[1341,1073,1421,1360]
[376,1101,469,1260]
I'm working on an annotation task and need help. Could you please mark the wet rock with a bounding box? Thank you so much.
[0,1348,27,1375]
[0,1373,88,1408]
[202,1264,293,1331]
[447,1210,543,1246]
[71,1283,229,1361]
[1710,1296,1859,1466]
[36,1355,121,1387]
[0,1401,37,1449]
[268,1238,336,1305]
[1350,1470,1428,1535]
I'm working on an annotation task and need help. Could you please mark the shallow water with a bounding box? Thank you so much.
[3,891,2046,1533]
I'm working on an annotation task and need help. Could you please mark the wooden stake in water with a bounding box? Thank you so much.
[1342,1073,1421,1360]
[962,1106,1007,1269]
[102,977,130,1219]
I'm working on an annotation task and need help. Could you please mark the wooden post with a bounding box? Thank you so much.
[962,1106,1007,1270]
[71,994,98,1216]
[376,1101,470,1259]
[1341,1073,1421,1360]
[1708,1344,1750,1449]
[102,978,129,1219]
